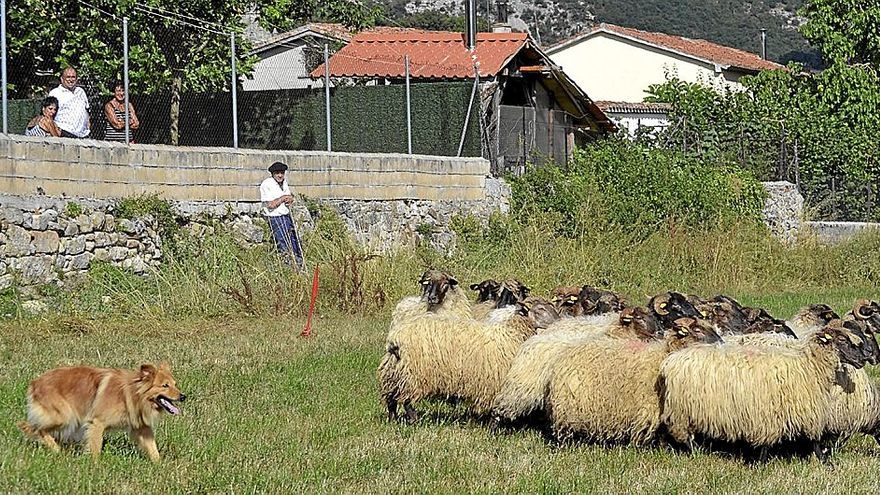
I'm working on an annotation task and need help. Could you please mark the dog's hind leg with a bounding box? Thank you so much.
[84,420,106,461]
[18,421,61,452]
[130,427,160,462]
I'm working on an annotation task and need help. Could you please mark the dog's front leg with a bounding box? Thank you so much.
[131,427,161,462]
[84,420,106,461]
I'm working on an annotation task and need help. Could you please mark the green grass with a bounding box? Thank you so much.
[4,311,880,494]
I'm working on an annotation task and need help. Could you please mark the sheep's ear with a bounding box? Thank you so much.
[817,332,833,344]
[448,276,458,287]
[469,283,480,291]
[550,295,561,303]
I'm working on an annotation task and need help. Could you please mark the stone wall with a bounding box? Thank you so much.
[761,181,804,244]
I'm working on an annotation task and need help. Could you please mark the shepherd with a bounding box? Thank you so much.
[260,161,305,271]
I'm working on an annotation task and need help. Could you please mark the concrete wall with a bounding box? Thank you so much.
[0,134,489,202]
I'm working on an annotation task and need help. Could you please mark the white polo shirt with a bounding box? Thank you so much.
[260,176,291,217]
[49,85,90,137]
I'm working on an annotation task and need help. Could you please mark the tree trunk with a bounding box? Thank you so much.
[169,71,183,145]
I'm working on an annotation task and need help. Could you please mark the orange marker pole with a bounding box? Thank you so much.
[301,265,320,337]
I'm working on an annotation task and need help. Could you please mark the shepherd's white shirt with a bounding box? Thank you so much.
[260,177,291,217]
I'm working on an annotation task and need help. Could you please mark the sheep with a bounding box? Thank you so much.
[470,279,501,321]
[688,294,751,334]
[546,317,721,444]
[491,306,662,426]
[789,303,839,338]
[648,291,702,328]
[538,286,630,335]
[478,279,532,322]
[658,322,869,460]
[579,286,627,315]
[390,269,473,328]
[378,298,559,421]
[550,286,583,317]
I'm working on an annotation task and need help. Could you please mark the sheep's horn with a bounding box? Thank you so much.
[653,293,671,316]
[855,299,874,319]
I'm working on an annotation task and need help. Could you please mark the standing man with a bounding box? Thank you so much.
[261,161,305,270]
[49,67,91,138]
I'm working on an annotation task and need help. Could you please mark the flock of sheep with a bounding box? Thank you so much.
[377,270,880,462]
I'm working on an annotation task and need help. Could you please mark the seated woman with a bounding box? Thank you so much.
[25,96,62,137]
[104,79,139,143]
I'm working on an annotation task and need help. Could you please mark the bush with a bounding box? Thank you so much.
[509,140,766,238]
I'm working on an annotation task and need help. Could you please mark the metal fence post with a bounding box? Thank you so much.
[123,17,130,143]
[1,0,7,134]
[458,56,479,157]
[405,54,412,154]
[231,33,238,148]
[324,43,331,152]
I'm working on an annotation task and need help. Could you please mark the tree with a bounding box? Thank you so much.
[799,0,880,66]
[7,0,378,144]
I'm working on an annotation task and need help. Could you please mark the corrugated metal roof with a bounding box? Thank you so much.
[311,31,529,79]
[595,101,672,114]
[550,23,783,73]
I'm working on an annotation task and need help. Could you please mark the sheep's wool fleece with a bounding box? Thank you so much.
[659,340,840,446]
[389,288,473,334]
[547,337,671,444]
[492,329,600,422]
[383,313,535,412]
[540,312,619,335]
[722,333,880,441]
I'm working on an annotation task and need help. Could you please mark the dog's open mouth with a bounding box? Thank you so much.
[156,395,181,415]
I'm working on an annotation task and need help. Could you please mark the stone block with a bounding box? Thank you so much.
[5,224,33,256]
[68,252,93,270]
[93,248,110,262]
[65,235,86,255]
[32,230,60,253]
[109,246,128,261]
[76,214,94,233]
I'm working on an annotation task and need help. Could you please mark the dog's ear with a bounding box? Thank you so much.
[139,364,158,379]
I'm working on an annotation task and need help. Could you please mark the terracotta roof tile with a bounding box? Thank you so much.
[552,23,783,72]
[595,101,672,113]
[311,31,529,79]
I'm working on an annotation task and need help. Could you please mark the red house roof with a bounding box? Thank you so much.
[311,31,530,79]
[550,23,783,72]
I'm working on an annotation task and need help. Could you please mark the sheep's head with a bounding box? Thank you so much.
[469,279,501,303]
[580,286,626,315]
[665,317,722,351]
[495,279,531,308]
[550,286,583,317]
[815,321,870,369]
[744,307,796,338]
[841,319,880,365]
[618,306,661,340]
[419,270,458,310]
[697,294,750,333]
[794,303,840,328]
[852,299,880,321]
[649,291,701,328]
[516,296,560,331]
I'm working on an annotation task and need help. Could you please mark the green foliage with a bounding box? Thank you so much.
[647,65,880,220]
[63,202,83,218]
[509,140,765,238]
[800,0,880,66]
[113,193,179,239]
[287,82,480,156]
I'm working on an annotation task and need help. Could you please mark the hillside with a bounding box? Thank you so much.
[382,0,821,67]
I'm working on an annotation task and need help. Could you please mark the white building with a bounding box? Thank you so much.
[243,23,352,91]
[547,23,782,134]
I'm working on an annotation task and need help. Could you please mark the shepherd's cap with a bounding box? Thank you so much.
[268,161,288,173]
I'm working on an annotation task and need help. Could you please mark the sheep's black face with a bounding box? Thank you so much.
[495,279,530,308]
[650,291,701,328]
[580,286,625,315]
[619,307,661,340]
[667,317,723,351]
[551,287,583,317]
[843,320,880,365]
[810,303,840,324]
[745,308,797,338]
[419,270,458,309]
[469,279,500,303]
[707,299,750,334]
[820,326,869,369]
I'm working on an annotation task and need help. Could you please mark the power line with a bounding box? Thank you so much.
[133,5,228,35]
[77,0,120,20]
[134,2,230,32]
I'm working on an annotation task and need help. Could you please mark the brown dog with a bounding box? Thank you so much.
[18,363,185,462]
